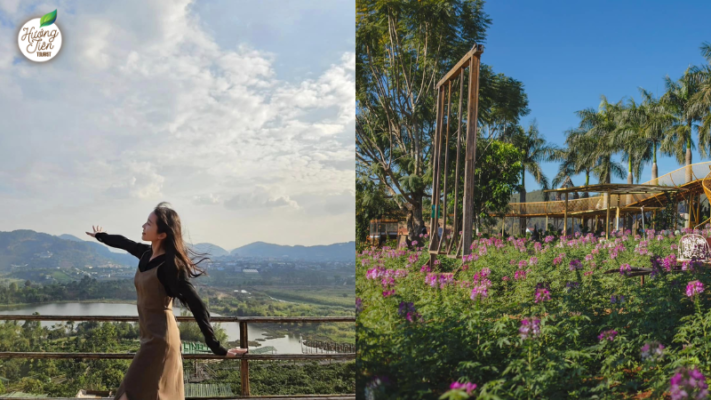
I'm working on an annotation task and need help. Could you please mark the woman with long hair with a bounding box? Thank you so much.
[86,201,247,400]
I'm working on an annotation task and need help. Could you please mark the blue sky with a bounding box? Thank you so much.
[191,0,354,84]
[481,0,711,192]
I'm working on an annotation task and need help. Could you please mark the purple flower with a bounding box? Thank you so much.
[518,260,528,269]
[519,318,541,340]
[569,259,583,271]
[640,341,665,362]
[470,285,488,301]
[398,301,422,322]
[610,294,625,304]
[598,330,618,341]
[398,301,415,317]
[514,270,528,280]
[670,367,708,400]
[356,297,363,313]
[619,264,632,276]
[449,381,477,395]
[534,288,551,303]
[686,280,705,298]
[566,281,580,291]
[382,289,396,297]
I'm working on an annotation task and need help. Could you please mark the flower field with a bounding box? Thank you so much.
[356,229,711,399]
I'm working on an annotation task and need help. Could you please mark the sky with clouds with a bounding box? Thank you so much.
[0,0,355,251]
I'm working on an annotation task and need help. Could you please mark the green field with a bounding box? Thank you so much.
[259,288,354,308]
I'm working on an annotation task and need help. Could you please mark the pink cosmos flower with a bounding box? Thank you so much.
[670,367,708,400]
[449,381,477,395]
[619,264,632,276]
[686,280,704,298]
[519,318,541,340]
[598,330,618,341]
[470,285,488,300]
[534,288,551,303]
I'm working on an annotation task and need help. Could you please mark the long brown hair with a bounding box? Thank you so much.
[153,201,211,306]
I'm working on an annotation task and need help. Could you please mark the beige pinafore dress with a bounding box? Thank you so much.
[114,261,184,400]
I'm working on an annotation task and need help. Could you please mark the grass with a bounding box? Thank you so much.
[258,288,354,308]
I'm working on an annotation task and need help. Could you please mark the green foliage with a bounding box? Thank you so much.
[650,192,685,231]
[356,174,400,244]
[357,230,711,398]
[473,140,524,228]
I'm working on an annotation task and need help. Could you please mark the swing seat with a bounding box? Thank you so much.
[677,234,711,263]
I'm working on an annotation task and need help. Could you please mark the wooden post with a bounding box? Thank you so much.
[461,46,483,255]
[545,214,549,233]
[606,192,611,240]
[615,194,621,232]
[437,80,453,254]
[564,192,568,236]
[240,321,250,396]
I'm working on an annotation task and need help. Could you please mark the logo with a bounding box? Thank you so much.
[17,10,62,62]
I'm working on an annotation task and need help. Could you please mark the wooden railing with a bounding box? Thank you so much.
[0,315,356,400]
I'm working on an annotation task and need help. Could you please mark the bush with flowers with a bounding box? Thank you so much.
[357,228,711,399]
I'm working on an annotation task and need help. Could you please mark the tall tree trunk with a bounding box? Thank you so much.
[519,169,526,236]
[686,134,692,183]
[652,142,658,181]
[627,150,633,184]
[686,131,692,228]
[405,195,425,246]
[582,171,590,198]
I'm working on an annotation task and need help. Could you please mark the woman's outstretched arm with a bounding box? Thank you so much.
[95,233,151,259]
[158,263,229,356]
[87,225,151,260]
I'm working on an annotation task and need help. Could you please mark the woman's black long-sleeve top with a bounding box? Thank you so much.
[94,232,228,356]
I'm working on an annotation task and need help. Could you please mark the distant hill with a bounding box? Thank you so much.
[0,230,138,271]
[58,234,84,242]
[188,243,230,258]
[0,230,353,271]
[230,241,355,261]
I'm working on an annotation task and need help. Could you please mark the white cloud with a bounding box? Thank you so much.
[0,0,354,247]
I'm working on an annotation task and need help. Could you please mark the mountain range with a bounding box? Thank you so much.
[0,230,354,270]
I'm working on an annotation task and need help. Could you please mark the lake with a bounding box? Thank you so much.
[0,302,314,354]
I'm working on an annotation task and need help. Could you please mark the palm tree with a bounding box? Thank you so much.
[613,95,668,184]
[551,128,597,198]
[689,42,711,160]
[504,121,557,235]
[660,67,703,183]
[576,96,626,185]
[634,89,674,181]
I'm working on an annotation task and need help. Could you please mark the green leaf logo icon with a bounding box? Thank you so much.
[39,9,57,28]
